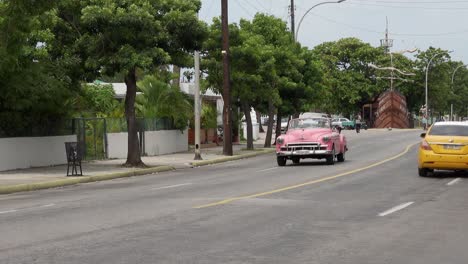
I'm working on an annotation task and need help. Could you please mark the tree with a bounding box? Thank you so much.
[450,62,468,118]
[240,14,313,146]
[55,0,207,166]
[413,48,452,118]
[0,1,76,137]
[202,18,242,146]
[312,38,384,116]
[137,71,193,130]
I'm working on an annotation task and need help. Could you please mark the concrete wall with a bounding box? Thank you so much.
[144,130,188,156]
[106,133,129,159]
[107,130,188,159]
[0,135,77,171]
[242,123,260,140]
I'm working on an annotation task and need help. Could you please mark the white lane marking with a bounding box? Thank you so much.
[0,210,18,214]
[257,167,278,172]
[447,178,461,186]
[378,202,414,217]
[150,183,192,190]
[40,203,55,208]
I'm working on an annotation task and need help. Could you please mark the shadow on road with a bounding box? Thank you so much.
[424,170,468,179]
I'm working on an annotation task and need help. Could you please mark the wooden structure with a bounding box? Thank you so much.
[372,90,410,129]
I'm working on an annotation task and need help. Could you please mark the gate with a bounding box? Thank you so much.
[73,118,108,160]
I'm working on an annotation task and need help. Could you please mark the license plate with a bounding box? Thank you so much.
[443,145,461,150]
[295,150,310,154]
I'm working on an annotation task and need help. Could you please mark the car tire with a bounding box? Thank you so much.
[326,147,336,165]
[418,168,429,177]
[337,148,346,162]
[277,157,287,167]
[292,158,300,164]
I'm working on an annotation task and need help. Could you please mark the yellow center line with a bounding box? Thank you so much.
[194,142,418,209]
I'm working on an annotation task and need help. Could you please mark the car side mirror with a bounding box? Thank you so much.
[420,133,426,138]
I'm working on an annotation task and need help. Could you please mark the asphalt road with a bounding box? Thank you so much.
[1,129,468,264]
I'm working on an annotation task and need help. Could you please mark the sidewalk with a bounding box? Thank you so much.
[0,136,275,194]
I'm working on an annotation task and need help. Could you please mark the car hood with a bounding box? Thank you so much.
[283,128,332,142]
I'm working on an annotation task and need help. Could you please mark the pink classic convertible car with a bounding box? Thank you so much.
[275,117,347,166]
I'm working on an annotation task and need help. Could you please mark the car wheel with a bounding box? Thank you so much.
[292,157,300,164]
[337,147,346,162]
[418,168,429,177]
[277,157,287,167]
[326,147,336,165]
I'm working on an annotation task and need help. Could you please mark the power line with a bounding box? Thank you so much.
[306,11,468,37]
[202,0,216,18]
[252,0,270,13]
[344,2,468,10]
[234,0,254,17]
[238,0,268,15]
[352,0,468,3]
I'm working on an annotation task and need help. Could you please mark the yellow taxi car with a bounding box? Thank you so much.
[418,121,468,176]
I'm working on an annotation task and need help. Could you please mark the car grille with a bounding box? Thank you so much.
[280,142,327,152]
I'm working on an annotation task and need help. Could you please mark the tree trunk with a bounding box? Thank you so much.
[264,99,275,148]
[243,102,254,150]
[256,110,264,133]
[124,68,144,167]
[173,65,180,89]
[274,111,282,145]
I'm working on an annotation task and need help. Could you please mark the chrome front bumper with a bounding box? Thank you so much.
[277,150,332,156]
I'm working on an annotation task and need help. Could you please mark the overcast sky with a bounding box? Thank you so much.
[199,0,468,62]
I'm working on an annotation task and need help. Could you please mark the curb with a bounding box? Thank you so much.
[190,148,276,167]
[0,165,175,195]
[0,148,276,195]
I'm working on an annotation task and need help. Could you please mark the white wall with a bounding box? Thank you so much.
[242,123,260,140]
[107,130,188,159]
[144,129,188,156]
[0,135,77,171]
[106,133,129,159]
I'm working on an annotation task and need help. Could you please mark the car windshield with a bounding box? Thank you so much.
[429,125,468,136]
[289,118,330,129]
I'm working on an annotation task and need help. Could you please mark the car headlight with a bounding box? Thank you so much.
[322,136,330,143]
[277,137,284,145]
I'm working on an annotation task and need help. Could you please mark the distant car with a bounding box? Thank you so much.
[418,121,468,176]
[275,117,347,166]
[281,118,289,133]
[262,116,275,125]
[299,112,329,119]
[332,118,351,128]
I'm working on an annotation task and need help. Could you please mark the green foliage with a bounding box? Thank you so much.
[0,1,77,137]
[137,72,193,130]
[75,84,123,117]
[52,0,207,164]
[202,13,321,118]
[312,38,384,116]
[53,0,207,78]
[412,48,452,114]
[201,103,217,129]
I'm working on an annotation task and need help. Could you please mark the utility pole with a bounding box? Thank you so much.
[222,0,233,156]
[193,50,202,160]
[290,0,295,40]
[380,17,394,90]
[380,17,393,54]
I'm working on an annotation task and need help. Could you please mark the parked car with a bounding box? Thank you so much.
[275,117,347,166]
[332,118,351,128]
[418,121,468,176]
